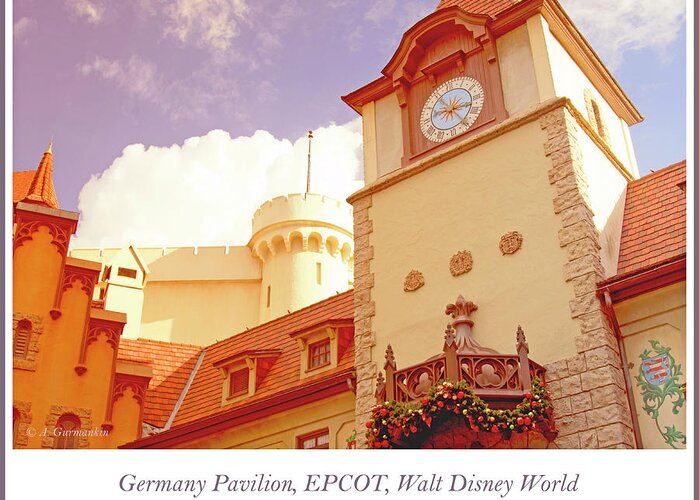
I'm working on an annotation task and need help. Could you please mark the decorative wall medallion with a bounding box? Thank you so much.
[403,270,425,292]
[499,231,523,255]
[449,250,473,277]
[635,340,686,449]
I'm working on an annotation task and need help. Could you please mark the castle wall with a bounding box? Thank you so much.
[140,281,260,344]
[69,246,264,345]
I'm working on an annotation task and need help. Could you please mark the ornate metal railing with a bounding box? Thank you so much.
[375,296,546,406]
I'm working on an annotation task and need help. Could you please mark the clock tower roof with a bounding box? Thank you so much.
[436,0,519,18]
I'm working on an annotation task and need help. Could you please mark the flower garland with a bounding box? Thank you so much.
[366,378,553,449]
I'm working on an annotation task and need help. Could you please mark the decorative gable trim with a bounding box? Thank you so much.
[289,319,354,378]
[213,350,282,404]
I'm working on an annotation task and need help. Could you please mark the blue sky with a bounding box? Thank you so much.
[12,0,688,247]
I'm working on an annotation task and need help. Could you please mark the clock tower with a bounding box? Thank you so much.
[343,0,644,448]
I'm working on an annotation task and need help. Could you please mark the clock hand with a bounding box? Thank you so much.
[455,101,474,124]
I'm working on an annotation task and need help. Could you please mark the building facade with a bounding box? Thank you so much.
[12,0,686,450]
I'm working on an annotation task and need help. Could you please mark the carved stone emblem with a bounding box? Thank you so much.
[499,231,523,255]
[449,250,473,277]
[403,270,425,292]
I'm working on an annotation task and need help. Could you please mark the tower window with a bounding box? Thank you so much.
[54,414,81,449]
[228,368,249,398]
[13,319,31,359]
[308,339,331,369]
[266,286,271,308]
[316,263,322,285]
[584,90,609,144]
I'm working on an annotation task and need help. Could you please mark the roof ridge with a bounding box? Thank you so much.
[631,160,686,185]
[122,337,203,349]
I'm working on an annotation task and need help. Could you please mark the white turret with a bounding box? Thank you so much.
[249,193,354,323]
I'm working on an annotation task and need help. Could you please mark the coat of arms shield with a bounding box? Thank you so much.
[642,354,671,386]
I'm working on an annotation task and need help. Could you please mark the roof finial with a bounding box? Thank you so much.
[47,137,53,154]
[306,130,313,194]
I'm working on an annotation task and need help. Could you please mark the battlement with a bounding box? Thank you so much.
[251,193,353,237]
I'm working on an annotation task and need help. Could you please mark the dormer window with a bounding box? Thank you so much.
[229,368,250,398]
[308,339,331,369]
[290,319,353,378]
[213,349,281,405]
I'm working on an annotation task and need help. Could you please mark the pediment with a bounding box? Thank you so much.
[382,7,494,83]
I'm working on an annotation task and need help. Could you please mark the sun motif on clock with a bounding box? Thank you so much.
[420,76,485,143]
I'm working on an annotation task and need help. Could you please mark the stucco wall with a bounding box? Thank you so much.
[13,214,138,449]
[70,246,264,344]
[374,93,404,179]
[140,281,261,344]
[615,282,687,449]
[172,392,356,449]
[496,24,540,116]
[368,120,580,368]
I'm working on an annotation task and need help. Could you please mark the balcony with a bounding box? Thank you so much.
[369,295,557,449]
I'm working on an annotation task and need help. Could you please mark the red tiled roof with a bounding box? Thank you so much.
[616,161,686,276]
[13,170,36,204]
[172,290,355,426]
[118,338,202,428]
[436,0,520,17]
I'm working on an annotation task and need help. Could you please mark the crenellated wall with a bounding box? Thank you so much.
[250,193,354,323]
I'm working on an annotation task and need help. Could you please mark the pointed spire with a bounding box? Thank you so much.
[22,143,59,209]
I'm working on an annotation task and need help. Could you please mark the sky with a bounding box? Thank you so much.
[12,0,688,248]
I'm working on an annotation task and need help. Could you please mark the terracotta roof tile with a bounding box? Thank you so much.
[436,0,520,17]
[13,170,36,204]
[616,161,686,276]
[118,338,202,428]
[172,290,355,426]
[22,147,59,209]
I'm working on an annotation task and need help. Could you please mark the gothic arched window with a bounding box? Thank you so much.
[54,414,81,449]
[13,319,31,359]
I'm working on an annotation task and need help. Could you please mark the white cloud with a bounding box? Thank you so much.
[13,17,37,42]
[65,0,106,24]
[365,0,396,24]
[73,120,364,248]
[78,56,159,100]
[163,0,249,52]
[562,0,686,69]
[78,55,239,121]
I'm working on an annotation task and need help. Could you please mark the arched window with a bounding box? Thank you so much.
[54,414,81,449]
[590,99,608,142]
[13,408,20,447]
[13,319,31,359]
[584,90,609,144]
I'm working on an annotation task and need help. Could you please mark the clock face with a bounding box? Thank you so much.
[420,76,485,143]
